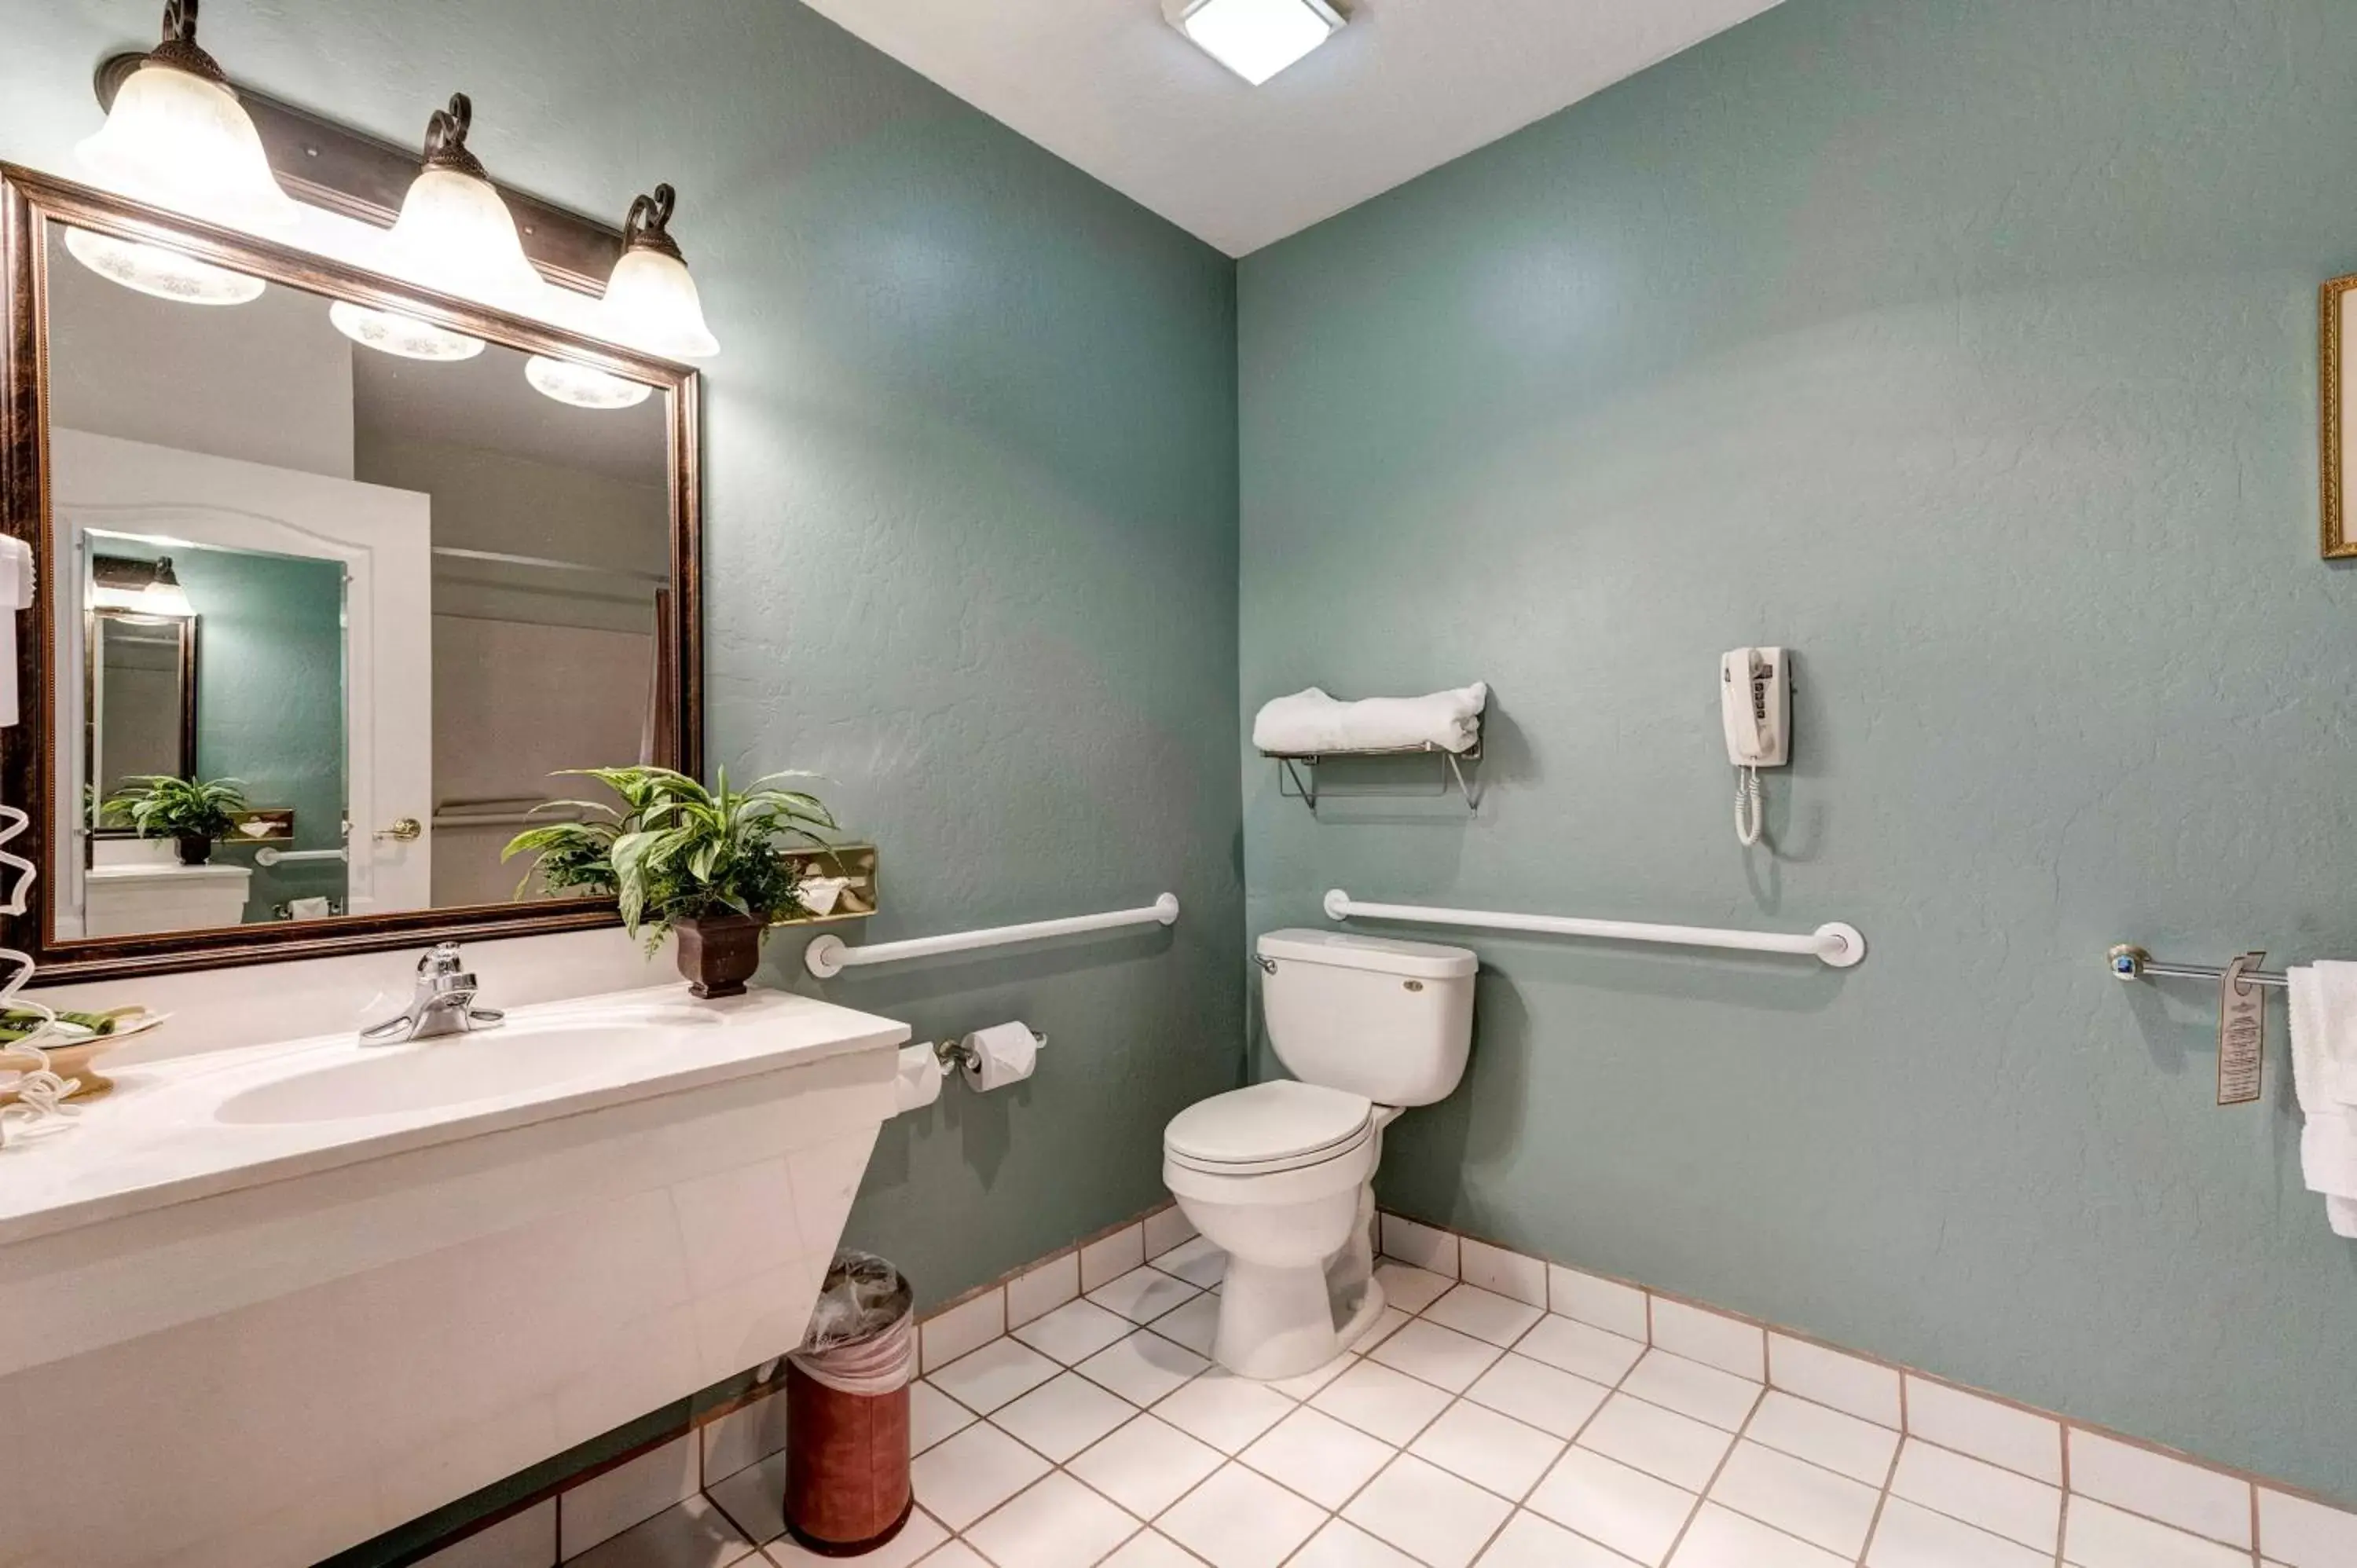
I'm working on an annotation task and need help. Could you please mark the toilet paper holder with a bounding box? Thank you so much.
[929,1029,1047,1075]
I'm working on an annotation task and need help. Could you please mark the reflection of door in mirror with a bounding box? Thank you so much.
[53,442,429,936]
[90,607,196,805]
[42,220,673,941]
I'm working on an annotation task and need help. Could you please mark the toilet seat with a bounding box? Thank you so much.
[1164,1080,1375,1177]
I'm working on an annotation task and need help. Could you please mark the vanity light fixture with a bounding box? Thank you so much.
[1162,0,1346,86]
[69,0,297,306]
[598,185,720,361]
[524,185,710,409]
[329,93,546,361]
[90,555,195,618]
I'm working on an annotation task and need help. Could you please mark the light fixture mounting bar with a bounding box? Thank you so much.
[93,53,621,295]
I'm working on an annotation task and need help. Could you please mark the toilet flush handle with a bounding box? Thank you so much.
[1254,955,1277,974]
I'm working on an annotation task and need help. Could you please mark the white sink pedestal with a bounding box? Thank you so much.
[0,985,908,1567]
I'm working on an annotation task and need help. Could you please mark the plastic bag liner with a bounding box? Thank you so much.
[790,1251,915,1395]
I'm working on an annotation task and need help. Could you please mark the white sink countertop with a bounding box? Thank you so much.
[0,984,909,1247]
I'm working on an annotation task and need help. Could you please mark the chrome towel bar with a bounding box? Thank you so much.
[1324,888,1866,968]
[805,894,1180,979]
[2107,946,2289,989]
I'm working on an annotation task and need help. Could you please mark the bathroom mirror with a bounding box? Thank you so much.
[1,166,702,979]
[2325,273,2357,558]
[89,600,198,800]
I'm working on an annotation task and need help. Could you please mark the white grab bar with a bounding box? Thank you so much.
[1324,888,1865,969]
[805,894,1181,979]
[253,846,349,867]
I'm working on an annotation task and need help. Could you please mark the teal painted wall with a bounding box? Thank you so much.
[0,0,1241,1313]
[179,546,346,919]
[1240,0,2357,1500]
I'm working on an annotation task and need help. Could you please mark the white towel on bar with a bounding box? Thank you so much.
[2286,963,2357,1237]
[1252,682,1487,756]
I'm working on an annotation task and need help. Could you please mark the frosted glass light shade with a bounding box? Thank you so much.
[76,64,298,232]
[524,354,653,410]
[599,246,718,361]
[375,167,545,309]
[1165,0,1344,86]
[327,301,485,361]
[63,226,263,306]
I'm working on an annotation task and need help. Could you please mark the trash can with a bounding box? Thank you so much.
[785,1252,917,1555]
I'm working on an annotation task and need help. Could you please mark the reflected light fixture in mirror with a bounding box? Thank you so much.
[89,555,195,618]
[69,0,296,306]
[526,185,713,410]
[523,354,651,409]
[329,93,545,361]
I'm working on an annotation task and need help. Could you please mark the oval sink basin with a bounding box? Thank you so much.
[214,1011,724,1125]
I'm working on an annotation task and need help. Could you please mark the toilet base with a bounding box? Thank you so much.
[1215,1255,1343,1379]
[1336,1274,1388,1351]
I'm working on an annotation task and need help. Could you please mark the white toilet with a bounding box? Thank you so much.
[1162,929,1476,1380]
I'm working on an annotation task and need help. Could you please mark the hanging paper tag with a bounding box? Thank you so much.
[2216,951,2266,1106]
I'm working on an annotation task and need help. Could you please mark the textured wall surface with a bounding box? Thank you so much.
[0,0,1241,1311]
[1239,0,2357,1500]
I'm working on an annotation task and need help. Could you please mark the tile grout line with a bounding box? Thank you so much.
[2056,1409,2070,1568]
[1850,1392,1908,1568]
[1655,1376,1765,1566]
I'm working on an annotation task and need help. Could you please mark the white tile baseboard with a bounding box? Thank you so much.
[1370,1211,2352,1563]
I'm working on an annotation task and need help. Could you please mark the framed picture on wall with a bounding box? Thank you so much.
[2322,274,2357,557]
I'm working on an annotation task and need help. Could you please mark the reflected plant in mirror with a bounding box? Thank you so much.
[503,768,838,998]
[104,775,245,866]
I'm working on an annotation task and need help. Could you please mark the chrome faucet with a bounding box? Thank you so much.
[360,943,506,1044]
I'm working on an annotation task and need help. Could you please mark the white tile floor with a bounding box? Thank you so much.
[521,1236,2326,1568]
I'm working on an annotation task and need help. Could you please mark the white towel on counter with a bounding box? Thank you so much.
[1252,682,1487,756]
[2286,962,2357,1238]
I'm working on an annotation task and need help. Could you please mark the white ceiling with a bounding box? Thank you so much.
[795,0,1783,256]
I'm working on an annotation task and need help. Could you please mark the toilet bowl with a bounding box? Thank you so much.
[1164,929,1476,1381]
[1163,1080,1385,1378]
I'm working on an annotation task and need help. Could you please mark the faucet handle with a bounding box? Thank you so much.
[418,942,465,976]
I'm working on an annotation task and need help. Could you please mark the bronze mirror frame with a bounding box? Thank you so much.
[0,164,703,981]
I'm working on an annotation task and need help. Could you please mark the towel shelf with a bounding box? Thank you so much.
[1262,741,1481,813]
[2107,945,2289,989]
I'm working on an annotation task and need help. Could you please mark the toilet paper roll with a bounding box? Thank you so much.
[893,1044,944,1114]
[288,896,332,921]
[959,1022,1039,1093]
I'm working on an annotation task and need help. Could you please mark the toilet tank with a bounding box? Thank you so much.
[1258,929,1477,1107]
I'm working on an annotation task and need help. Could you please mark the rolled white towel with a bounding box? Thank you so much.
[2285,964,2357,1237]
[2302,1115,2357,1198]
[1253,682,1487,756]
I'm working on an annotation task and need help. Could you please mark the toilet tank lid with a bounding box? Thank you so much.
[1258,929,1477,979]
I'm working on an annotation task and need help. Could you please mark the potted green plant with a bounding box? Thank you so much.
[104,775,247,866]
[502,765,838,998]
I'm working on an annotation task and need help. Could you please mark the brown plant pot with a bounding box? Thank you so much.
[174,832,214,866]
[673,911,765,998]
